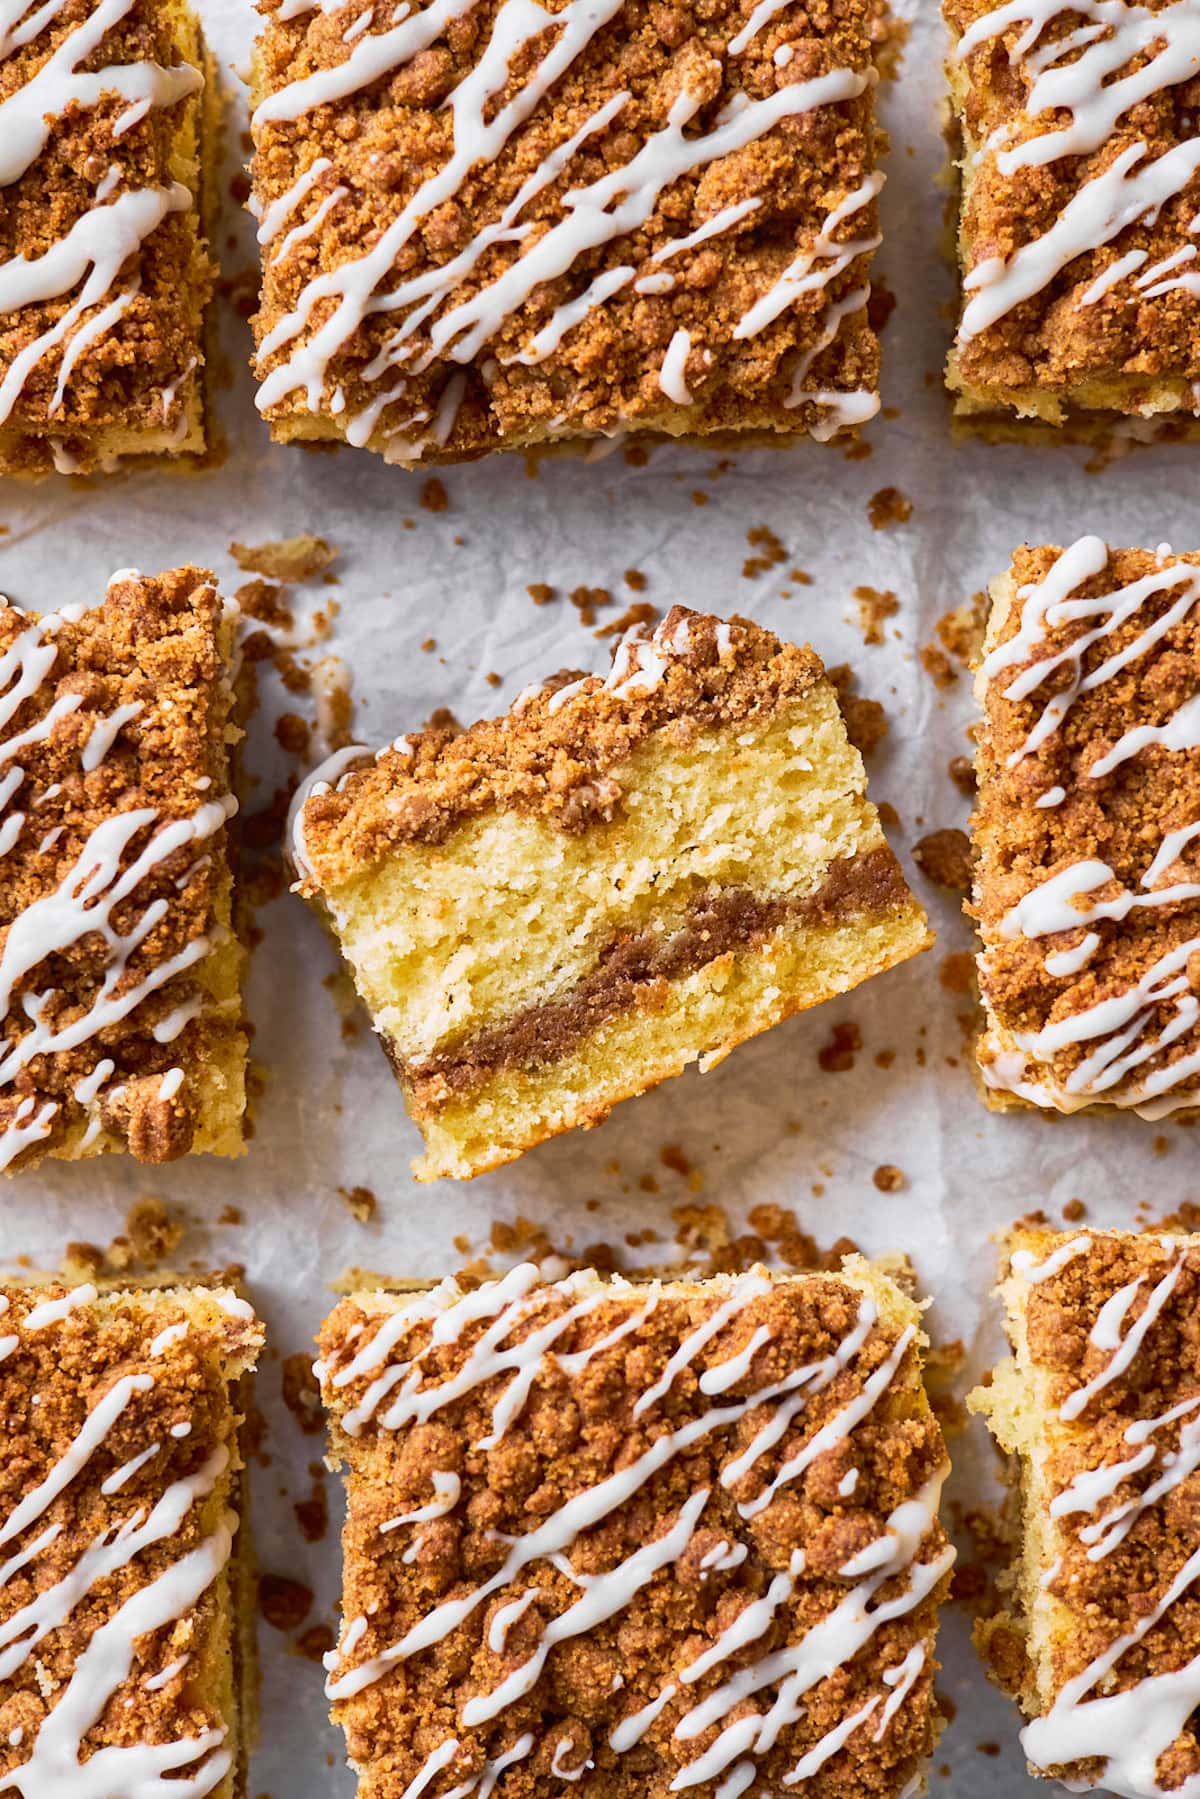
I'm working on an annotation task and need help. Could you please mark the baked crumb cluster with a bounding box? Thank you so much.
[944,0,1200,436]
[318,1264,952,1799]
[293,609,827,886]
[0,1280,263,1799]
[972,538,1200,1118]
[0,0,215,476]
[0,568,246,1173]
[249,0,882,462]
[973,1229,1200,1796]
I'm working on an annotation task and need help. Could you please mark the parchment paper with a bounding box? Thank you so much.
[2,0,1196,1788]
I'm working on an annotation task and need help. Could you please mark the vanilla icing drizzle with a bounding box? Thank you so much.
[979,538,1200,1116]
[251,0,880,450]
[320,1266,951,1795]
[0,595,235,1168]
[1012,1239,1200,1796]
[0,0,205,447]
[0,1288,249,1798]
[954,0,1200,349]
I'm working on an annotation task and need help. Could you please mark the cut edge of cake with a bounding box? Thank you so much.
[290,609,930,1179]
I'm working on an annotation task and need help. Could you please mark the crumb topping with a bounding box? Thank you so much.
[945,0,1200,420]
[248,0,881,460]
[295,607,825,890]
[0,567,241,1172]
[0,0,215,475]
[973,538,1200,1117]
[998,1229,1200,1794]
[0,1281,263,1794]
[318,1265,951,1799]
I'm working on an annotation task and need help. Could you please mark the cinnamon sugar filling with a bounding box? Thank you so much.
[399,845,909,1111]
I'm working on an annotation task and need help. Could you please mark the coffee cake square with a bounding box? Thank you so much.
[249,0,882,462]
[971,1227,1200,1795]
[0,0,216,476]
[971,538,1200,1118]
[945,0,1200,439]
[318,1260,953,1799]
[0,1277,263,1799]
[290,608,929,1181]
[0,567,247,1172]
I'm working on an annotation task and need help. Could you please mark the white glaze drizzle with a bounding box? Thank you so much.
[321,1267,949,1795]
[252,1,873,451]
[1021,1239,1200,1793]
[980,538,1200,1116]
[1011,1235,1093,1284]
[0,1290,240,1796]
[658,329,694,404]
[954,0,1200,337]
[0,0,203,443]
[0,602,234,1166]
[0,188,190,431]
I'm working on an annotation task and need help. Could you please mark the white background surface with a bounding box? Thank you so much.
[3,0,1198,1790]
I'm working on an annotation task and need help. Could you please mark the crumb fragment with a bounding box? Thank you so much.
[275,713,311,756]
[920,645,958,690]
[743,524,787,579]
[936,594,988,669]
[595,601,658,639]
[854,585,900,645]
[867,487,912,529]
[234,580,293,630]
[126,1198,185,1269]
[297,1623,337,1661]
[338,1184,377,1223]
[259,1575,313,1632]
[948,755,976,796]
[282,1353,325,1434]
[230,536,337,581]
[569,585,613,626]
[913,829,972,891]
[819,1021,862,1072]
[826,664,889,757]
[939,952,975,994]
[295,1474,330,1543]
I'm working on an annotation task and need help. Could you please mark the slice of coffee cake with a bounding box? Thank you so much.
[318,1260,953,1799]
[290,608,929,1179]
[0,567,247,1172]
[971,1228,1200,1794]
[0,1277,264,1799]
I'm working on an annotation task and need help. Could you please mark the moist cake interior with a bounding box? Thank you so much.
[295,611,928,1178]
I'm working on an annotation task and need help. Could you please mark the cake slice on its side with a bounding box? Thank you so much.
[291,608,930,1180]
[970,1228,1200,1795]
[0,567,247,1173]
[0,1278,264,1799]
[318,1259,954,1799]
